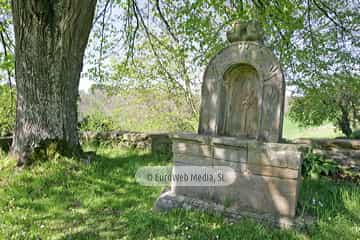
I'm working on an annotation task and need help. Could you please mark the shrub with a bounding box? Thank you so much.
[78,112,118,132]
[0,85,15,136]
[350,129,360,139]
[302,149,339,179]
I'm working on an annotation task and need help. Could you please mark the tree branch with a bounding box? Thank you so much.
[155,0,178,43]
[312,0,348,33]
[94,0,113,24]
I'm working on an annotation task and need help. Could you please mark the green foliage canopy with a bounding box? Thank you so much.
[94,0,359,133]
[0,0,358,135]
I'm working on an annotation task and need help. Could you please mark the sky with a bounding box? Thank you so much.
[79,78,93,92]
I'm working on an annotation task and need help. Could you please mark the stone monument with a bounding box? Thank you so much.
[155,21,303,228]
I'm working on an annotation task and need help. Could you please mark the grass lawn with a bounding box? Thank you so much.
[0,146,359,240]
[283,117,342,140]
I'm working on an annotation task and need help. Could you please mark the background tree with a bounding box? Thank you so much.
[0,0,14,86]
[0,0,15,132]
[11,0,97,166]
[290,73,360,137]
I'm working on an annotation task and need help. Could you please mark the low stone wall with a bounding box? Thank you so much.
[3,132,359,168]
[0,132,172,155]
[80,131,172,154]
[292,138,360,170]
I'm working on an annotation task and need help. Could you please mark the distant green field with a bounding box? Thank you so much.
[283,116,342,139]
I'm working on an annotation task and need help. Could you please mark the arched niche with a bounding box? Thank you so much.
[220,64,261,138]
[198,42,285,142]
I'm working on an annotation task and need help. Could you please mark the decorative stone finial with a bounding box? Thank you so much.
[226,20,264,43]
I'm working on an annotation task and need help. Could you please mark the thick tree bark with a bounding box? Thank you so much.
[11,0,97,165]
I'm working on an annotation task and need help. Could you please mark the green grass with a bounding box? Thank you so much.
[0,147,359,240]
[283,117,342,139]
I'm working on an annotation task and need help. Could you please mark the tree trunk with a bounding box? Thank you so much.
[338,107,353,138]
[11,0,97,166]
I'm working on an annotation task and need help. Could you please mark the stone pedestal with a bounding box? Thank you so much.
[155,133,302,226]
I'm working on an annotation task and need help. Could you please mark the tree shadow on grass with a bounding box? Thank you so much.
[0,148,166,239]
[1,147,359,239]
